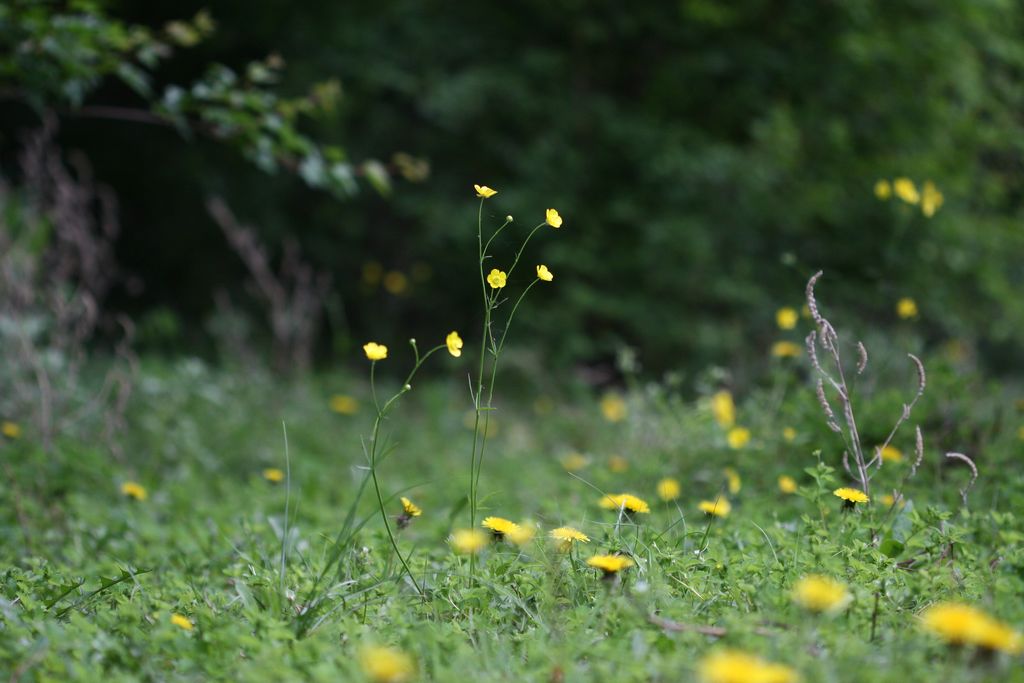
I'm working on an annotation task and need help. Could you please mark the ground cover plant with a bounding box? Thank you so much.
[2,187,1024,682]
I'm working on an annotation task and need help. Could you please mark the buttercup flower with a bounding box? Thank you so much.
[699,497,731,517]
[723,467,742,494]
[657,477,681,501]
[771,341,802,358]
[711,390,736,428]
[482,516,521,539]
[833,487,869,507]
[545,208,563,228]
[874,179,892,200]
[263,468,285,483]
[363,342,388,361]
[330,394,359,415]
[586,554,634,576]
[727,427,751,449]
[896,297,918,320]
[778,475,797,494]
[600,393,627,422]
[920,603,1023,654]
[121,481,148,501]
[170,613,194,631]
[560,452,589,471]
[880,445,903,463]
[921,181,944,218]
[451,529,488,554]
[697,649,799,683]
[359,645,416,683]
[598,493,651,514]
[782,427,797,442]
[474,184,497,198]
[791,575,852,614]
[446,331,463,358]
[1,421,21,439]
[486,269,507,289]
[550,526,590,551]
[893,177,920,204]
[776,307,798,330]
[536,264,554,282]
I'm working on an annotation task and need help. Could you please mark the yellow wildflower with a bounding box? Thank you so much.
[486,268,507,289]
[833,487,869,506]
[474,184,497,199]
[121,481,147,501]
[482,516,521,539]
[608,455,629,473]
[920,603,1023,654]
[711,390,735,428]
[545,208,563,228]
[263,468,285,483]
[874,179,892,200]
[550,526,590,551]
[771,341,802,358]
[329,394,359,415]
[170,613,194,631]
[697,649,799,683]
[778,475,797,494]
[598,493,651,514]
[586,554,634,575]
[446,331,463,358]
[536,264,554,281]
[699,497,731,518]
[896,297,918,320]
[791,575,851,614]
[363,342,388,361]
[657,477,681,502]
[507,522,536,546]
[599,393,627,422]
[1018,425,1024,441]
[1,421,21,439]
[560,452,589,471]
[359,645,416,683]
[921,181,944,218]
[880,445,903,463]
[893,177,920,204]
[401,497,421,517]
[723,467,741,494]
[776,307,798,330]
[727,427,751,449]
[782,427,797,442]
[451,529,488,554]
[881,493,906,509]
[383,271,408,295]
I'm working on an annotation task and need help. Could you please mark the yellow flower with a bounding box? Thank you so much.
[657,477,681,502]
[383,271,408,295]
[881,493,906,509]
[474,184,497,199]
[608,455,629,473]
[121,481,147,501]
[776,307,798,330]
[920,603,1023,654]
[791,575,851,614]
[363,342,388,361]
[874,179,892,200]
[451,529,488,554]
[446,331,463,358]
[545,208,563,228]
[727,427,751,449]
[586,554,634,575]
[1018,425,1024,441]
[782,427,797,443]
[896,297,918,320]
[482,516,521,539]
[560,452,589,471]
[599,393,627,422]
[711,390,736,428]
[880,445,903,463]
[506,522,536,546]
[723,467,741,494]
[697,649,799,683]
[401,497,421,517]
[893,177,920,204]
[486,268,507,289]
[699,497,731,517]
[550,526,590,551]
[921,181,944,217]
[263,468,285,483]
[536,264,554,282]
[778,475,797,494]
[598,493,651,514]
[170,613,194,631]
[1,421,21,439]
[359,645,416,683]
[771,341,802,358]
[833,487,869,505]
[329,394,359,415]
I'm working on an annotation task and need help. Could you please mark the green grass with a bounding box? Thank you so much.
[2,350,1024,682]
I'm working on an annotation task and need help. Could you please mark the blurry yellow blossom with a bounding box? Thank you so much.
[699,497,731,517]
[698,649,798,683]
[330,394,359,415]
[451,529,488,554]
[400,497,421,517]
[874,179,892,200]
[778,475,797,494]
[263,468,285,483]
[536,264,554,281]
[1,421,21,439]
[724,467,741,494]
[362,261,383,286]
[897,297,918,319]
[727,427,751,449]
[711,391,736,428]
[608,455,629,473]
[170,614,194,631]
[657,477,681,501]
[363,342,388,361]
[383,271,408,295]
[921,181,944,217]
[880,445,903,463]
[1018,425,1024,441]
[791,575,851,614]
[550,526,589,551]
[486,268,507,289]
[920,603,1022,654]
[586,554,634,575]
[121,481,147,501]
[893,177,920,204]
[560,452,589,471]
[482,516,521,539]
[446,331,463,358]
[474,184,497,198]
[462,410,498,436]
[545,208,563,228]
[598,493,651,514]
[600,393,627,423]
[833,487,869,505]
[507,522,536,546]
[771,341,802,358]
[782,427,797,442]
[881,493,906,509]
[359,645,416,683]
[776,307,798,330]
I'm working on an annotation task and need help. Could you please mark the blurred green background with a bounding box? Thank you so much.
[3,0,1024,380]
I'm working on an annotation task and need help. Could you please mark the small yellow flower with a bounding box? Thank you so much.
[874,179,892,200]
[330,394,359,415]
[401,497,421,517]
[833,487,869,505]
[896,297,918,320]
[506,522,536,546]
[727,427,751,449]
[446,331,463,358]
[893,177,920,204]
[791,575,851,614]
[921,181,943,218]
[697,649,799,683]
[657,477,681,502]
[482,516,521,539]
[782,427,797,442]
[778,475,798,494]
[545,208,563,228]
[711,390,736,429]
[1018,425,1024,441]
[608,455,629,473]
[771,341,802,358]
[263,468,285,483]
[363,342,388,361]
[383,271,408,295]
[474,184,497,198]
[880,445,903,463]
[598,493,651,514]
[776,307,798,330]
[1,421,21,439]
[121,481,147,501]
[536,264,554,282]
[560,452,589,471]
[586,554,634,575]
[359,645,416,683]
[170,613,194,631]
[723,467,741,494]
[486,268,507,289]
[920,603,1023,654]
[699,497,731,518]
[881,493,906,509]
[451,529,488,554]
[550,526,590,551]
[599,393,627,423]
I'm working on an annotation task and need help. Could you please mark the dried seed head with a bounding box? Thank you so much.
[945,452,978,508]
[856,342,868,375]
